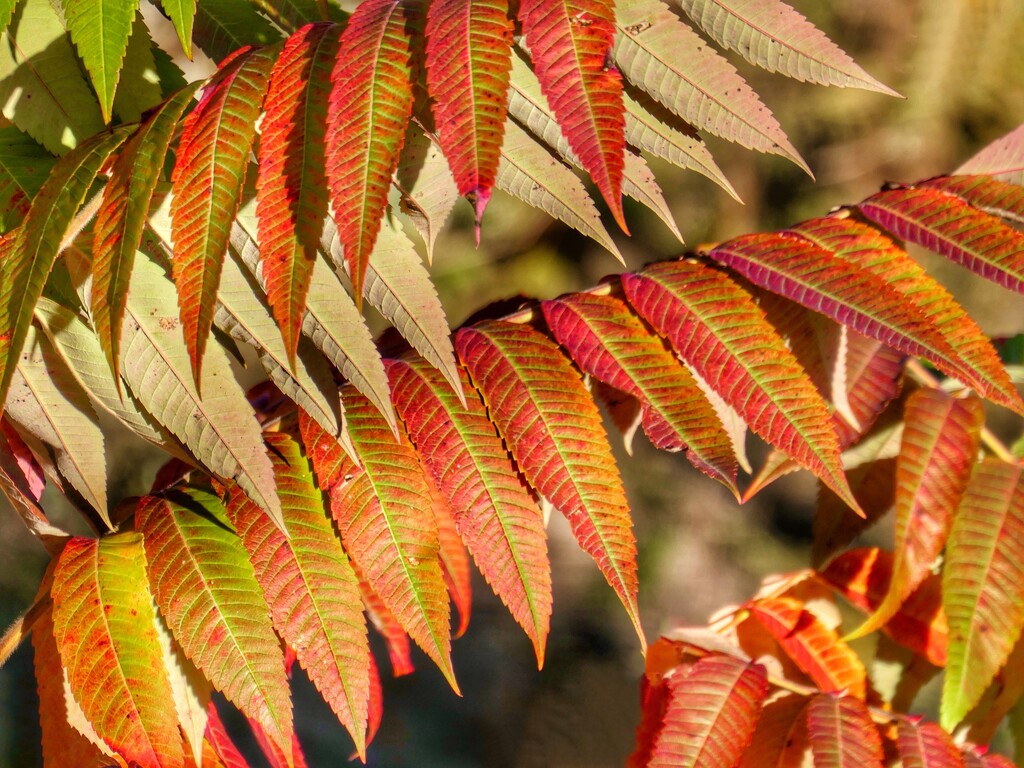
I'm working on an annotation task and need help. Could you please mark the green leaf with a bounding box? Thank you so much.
[387,357,552,665]
[0,0,106,154]
[942,459,1024,729]
[456,320,643,646]
[6,323,108,523]
[64,0,141,123]
[0,125,54,231]
[0,127,129,411]
[51,534,185,768]
[160,0,196,59]
[225,431,370,759]
[137,490,294,758]
[193,0,279,62]
[111,13,166,123]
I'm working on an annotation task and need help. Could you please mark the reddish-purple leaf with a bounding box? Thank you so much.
[256,23,338,366]
[326,0,417,301]
[225,430,370,759]
[170,45,276,385]
[750,596,866,699]
[519,0,627,230]
[942,459,1024,729]
[542,291,737,493]
[922,175,1024,227]
[92,84,200,384]
[806,694,883,768]
[650,655,768,768]
[788,215,1020,414]
[387,357,552,664]
[623,261,852,509]
[425,0,513,226]
[456,320,643,646]
[852,389,982,638]
[858,186,1024,297]
[957,124,1024,185]
[898,720,965,768]
[136,491,294,759]
[51,535,184,768]
[329,389,456,689]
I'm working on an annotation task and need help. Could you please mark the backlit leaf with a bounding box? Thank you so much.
[542,291,736,492]
[0,417,68,555]
[898,720,965,768]
[93,84,200,383]
[64,0,141,122]
[0,127,128,411]
[750,596,866,699]
[52,534,184,768]
[387,357,552,664]
[331,389,456,688]
[650,655,767,768]
[357,570,414,677]
[193,0,279,62]
[623,260,852,509]
[922,175,1024,228]
[170,45,276,384]
[327,0,417,300]
[225,431,370,759]
[613,0,806,171]
[427,470,473,639]
[519,0,627,229]
[677,0,898,94]
[162,0,196,59]
[256,22,337,364]
[957,124,1024,186]
[852,389,982,638]
[805,694,883,768]
[456,320,642,645]
[394,121,460,262]
[737,693,809,768]
[942,459,1024,729]
[137,490,294,759]
[426,0,513,227]
[858,185,1024,297]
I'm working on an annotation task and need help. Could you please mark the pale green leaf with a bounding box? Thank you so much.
[395,121,460,264]
[111,13,164,123]
[160,0,196,59]
[64,0,141,123]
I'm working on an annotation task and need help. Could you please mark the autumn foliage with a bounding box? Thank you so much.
[0,0,1023,766]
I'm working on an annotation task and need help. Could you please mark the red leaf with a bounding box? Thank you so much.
[898,720,965,768]
[327,0,418,301]
[519,0,627,230]
[650,655,768,768]
[387,357,552,664]
[822,548,947,667]
[357,571,415,678]
[622,261,850,508]
[922,176,1024,229]
[427,468,473,639]
[256,23,338,365]
[225,430,371,758]
[171,45,276,384]
[204,701,253,768]
[542,291,737,494]
[456,320,643,646]
[329,389,456,689]
[806,693,883,768]
[425,0,513,226]
[737,694,810,768]
[858,186,1024,298]
[852,390,982,638]
[750,596,866,699]
[297,407,358,491]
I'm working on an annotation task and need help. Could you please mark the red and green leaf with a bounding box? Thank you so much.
[749,596,866,699]
[425,0,513,226]
[857,185,1024,297]
[170,45,276,385]
[51,534,184,768]
[136,491,294,759]
[806,694,883,768]
[519,0,627,230]
[456,320,642,646]
[898,720,965,768]
[922,175,1024,228]
[0,127,128,410]
[256,23,337,365]
[330,389,456,689]
[224,430,370,759]
[387,357,552,664]
[852,389,982,637]
[650,655,768,768]
[358,572,415,677]
[427,470,473,639]
[942,459,1024,729]
[326,0,418,301]
[622,260,851,508]
[92,84,200,383]
[541,290,737,493]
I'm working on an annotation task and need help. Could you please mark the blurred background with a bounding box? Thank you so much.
[2,0,1024,765]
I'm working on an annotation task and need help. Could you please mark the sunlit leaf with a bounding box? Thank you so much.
[193,0,279,62]
[737,693,809,768]
[395,121,460,262]
[957,124,1024,186]
[162,0,197,59]
[51,534,185,768]
[805,693,883,768]
[898,720,965,768]
[137,490,294,759]
[456,320,643,646]
[64,0,141,122]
